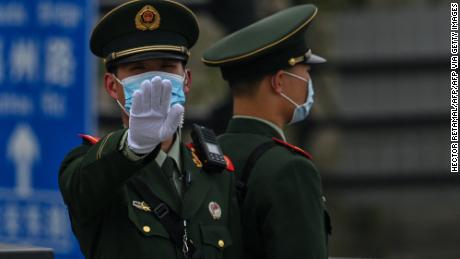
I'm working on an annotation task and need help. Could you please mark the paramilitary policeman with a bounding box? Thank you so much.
[202,4,331,259]
[59,1,241,258]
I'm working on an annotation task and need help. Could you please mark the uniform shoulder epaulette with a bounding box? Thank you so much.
[186,143,194,150]
[78,134,100,145]
[223,156,235,172]
[186,143,235,172]
[272,137,312,160]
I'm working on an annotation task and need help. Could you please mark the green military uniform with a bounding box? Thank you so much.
[218,118,330,259]
[59,1,241,258]
[202,4,331,259]
[60,130,241,259]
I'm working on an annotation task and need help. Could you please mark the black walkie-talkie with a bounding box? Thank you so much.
[191,124,227,173]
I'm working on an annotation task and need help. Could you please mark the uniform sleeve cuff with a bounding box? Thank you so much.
[119,131,149,161]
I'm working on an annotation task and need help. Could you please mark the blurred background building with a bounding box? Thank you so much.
[0,0,455,258]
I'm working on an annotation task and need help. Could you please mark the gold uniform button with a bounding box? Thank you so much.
[143,226,151,233]
[218,240,225,248]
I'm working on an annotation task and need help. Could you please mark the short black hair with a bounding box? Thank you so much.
[228,74,265,97]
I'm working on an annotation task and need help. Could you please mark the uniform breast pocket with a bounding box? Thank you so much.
[199,224,233,259]
[127,202,170,239]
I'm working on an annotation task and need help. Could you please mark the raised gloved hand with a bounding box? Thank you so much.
[127,76,184,154]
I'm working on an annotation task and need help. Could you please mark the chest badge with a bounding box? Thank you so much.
[208,201,222,220]
[132,200,152,212]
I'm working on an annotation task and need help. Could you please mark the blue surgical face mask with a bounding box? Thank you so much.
[279,71,314,124]
[113,71,186,115]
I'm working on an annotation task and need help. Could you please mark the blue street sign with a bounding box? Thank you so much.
[0,1,96,258]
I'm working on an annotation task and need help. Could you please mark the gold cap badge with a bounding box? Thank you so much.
[135,5,160,31]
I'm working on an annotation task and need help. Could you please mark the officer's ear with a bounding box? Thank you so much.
[270,70,285,94]
[183,68,192,94]
[104,72,120,100]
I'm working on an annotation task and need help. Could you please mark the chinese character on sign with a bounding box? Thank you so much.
[9,39,39,83]
[25,205,41,237]
[45,37,75,87]
[4,204,20,237]
[47,205,68,240]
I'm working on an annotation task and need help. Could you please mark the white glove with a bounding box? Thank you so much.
[127,76,184,154]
